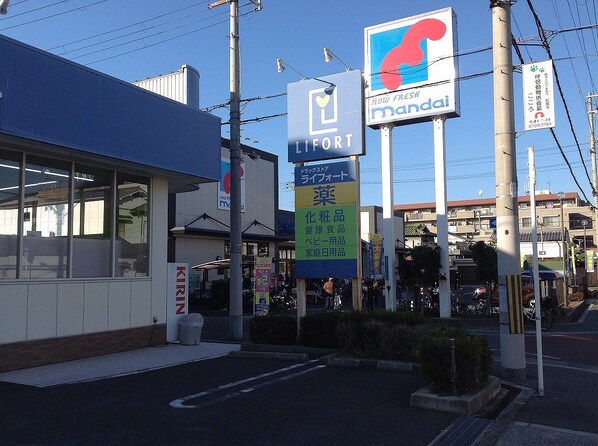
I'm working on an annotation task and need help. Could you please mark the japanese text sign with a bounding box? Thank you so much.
[254,257,272,315]
[522,60,555,131]
[294,160,358,278]
[287,70,365,163]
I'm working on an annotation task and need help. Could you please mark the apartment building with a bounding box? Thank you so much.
[395,192,595,251]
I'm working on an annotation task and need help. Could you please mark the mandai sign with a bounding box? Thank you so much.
[364,8,460,127]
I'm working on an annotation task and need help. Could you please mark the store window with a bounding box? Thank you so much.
[72,165,113,278]
[21,156,70,279]
[115,174,149,277]
[0,149,151,280]
[0,150,21,279]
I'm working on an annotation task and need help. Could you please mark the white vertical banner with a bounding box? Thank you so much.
[167,262,189,342]
[522,60,555,131]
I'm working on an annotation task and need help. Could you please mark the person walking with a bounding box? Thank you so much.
[323,278,335,311]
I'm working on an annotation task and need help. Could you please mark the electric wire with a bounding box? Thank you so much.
[69,8,230,61]
[526,0,595,202]
[0,0,68,20]
[46,1,211,54]
[0,0,107,31]
[566,0,597,92]
[84,6,256,66]
[549,0,587,114]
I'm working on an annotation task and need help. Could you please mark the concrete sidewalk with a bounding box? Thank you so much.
[0,342,240,387]
[472,298,598,446]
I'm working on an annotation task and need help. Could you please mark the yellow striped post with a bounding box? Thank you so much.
[506,274,524,335]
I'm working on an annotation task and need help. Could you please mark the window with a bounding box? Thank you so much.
[0,149,151,280]
[115,174,149,277]
[21,156,70,279]
[542,216,559,227]
[72,165,113,278]
[0,150,21,279]
[570,215,593,230]
[522,217,532,228]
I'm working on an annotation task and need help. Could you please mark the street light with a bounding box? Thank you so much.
[0,0,10,15]
[323,47,352,71]
[556,191,568,306]
[276,58,336,95]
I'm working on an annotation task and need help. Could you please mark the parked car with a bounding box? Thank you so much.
[474,277,535,308]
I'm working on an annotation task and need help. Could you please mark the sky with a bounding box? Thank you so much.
[1,0,597,212]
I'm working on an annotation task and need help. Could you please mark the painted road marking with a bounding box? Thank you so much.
[170,360,324,409]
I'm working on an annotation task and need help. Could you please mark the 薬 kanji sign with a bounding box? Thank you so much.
[294,160,358,278]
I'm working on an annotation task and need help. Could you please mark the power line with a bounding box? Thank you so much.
[70,9,229,61]
[0,0,68,20]
[525,0,595,202]
[83,4,255,65]
[0,0,107,31]
[46,1,211,53]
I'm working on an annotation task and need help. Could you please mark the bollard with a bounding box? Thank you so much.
[449,338,457,396]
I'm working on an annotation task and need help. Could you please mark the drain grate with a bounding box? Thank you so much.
[432,416,492,446]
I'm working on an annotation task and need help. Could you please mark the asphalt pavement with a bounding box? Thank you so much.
[1,298,597,445]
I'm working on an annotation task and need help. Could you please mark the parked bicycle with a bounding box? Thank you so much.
[523,299,553,331]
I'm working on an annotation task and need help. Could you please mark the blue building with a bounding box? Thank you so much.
[0,35,220,371]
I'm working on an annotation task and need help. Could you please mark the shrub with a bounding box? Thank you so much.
[417,326,493,395]
[299,312,340,348]
[335,310,426,360]
[249,315,296,345]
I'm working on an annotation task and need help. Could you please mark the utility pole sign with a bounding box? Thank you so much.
[522,60,556,131]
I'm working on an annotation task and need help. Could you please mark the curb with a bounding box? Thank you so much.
[410,376,501,416]
[326,356,416,371]
[228,351,309,361]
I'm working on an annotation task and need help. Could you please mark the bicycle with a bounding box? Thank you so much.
[522,299,553,331]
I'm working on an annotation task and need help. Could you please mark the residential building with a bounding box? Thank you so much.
[396,192,594,253]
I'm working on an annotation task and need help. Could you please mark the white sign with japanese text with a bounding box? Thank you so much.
[523,60,556,131]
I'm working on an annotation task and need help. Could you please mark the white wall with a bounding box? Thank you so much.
[0,178,169,345]
[176,148,275,232]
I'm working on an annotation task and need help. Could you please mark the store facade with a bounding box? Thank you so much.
[0,36,220,372]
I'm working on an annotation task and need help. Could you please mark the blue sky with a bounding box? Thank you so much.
[2,0,597,211]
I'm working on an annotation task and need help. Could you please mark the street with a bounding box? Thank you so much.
[1,302,597,445]
[0,356,457,445]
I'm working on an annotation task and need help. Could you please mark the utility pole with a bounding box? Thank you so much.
[208,0,262,340]
[588,93,597,283]
[490,0,526,378]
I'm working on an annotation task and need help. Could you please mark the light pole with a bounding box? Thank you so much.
[557,192,568,306]
[582,218,589,298]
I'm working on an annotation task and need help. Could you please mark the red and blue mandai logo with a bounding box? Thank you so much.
[370,18,446,91]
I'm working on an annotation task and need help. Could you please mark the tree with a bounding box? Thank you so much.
[398,245,441,287]
[469,241,498,295]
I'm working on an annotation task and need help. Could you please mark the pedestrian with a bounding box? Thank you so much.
[323,278,335,311]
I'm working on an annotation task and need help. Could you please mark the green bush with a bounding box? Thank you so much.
[299,312,340,348]
[249,315,296,345]
[335,310,426,360]
[417,326,493,395]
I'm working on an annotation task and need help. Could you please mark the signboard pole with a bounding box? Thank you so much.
[295,163,307,331]
[433,116,451,317]
[381,124,396,310]
[352,155,362,310]
[528,146,545,395]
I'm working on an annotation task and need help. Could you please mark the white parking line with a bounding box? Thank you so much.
[170,360,324,409]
